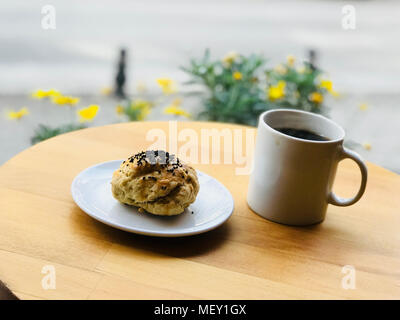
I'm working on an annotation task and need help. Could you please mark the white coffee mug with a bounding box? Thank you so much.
[247,109,367,226]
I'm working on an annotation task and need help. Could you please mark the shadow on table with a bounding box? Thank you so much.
[71,207,231,259]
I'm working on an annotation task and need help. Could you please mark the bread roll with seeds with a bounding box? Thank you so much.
[111,150,199,215]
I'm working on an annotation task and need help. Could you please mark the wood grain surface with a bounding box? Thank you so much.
[0,121,399,300]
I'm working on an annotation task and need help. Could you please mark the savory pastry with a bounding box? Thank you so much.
[111,150,199,215]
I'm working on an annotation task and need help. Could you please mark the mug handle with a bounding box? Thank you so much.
[328,146,368,207]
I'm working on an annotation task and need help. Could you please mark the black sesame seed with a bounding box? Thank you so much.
[129,150,182,168]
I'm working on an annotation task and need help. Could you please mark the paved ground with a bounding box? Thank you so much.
[0,0,399,172]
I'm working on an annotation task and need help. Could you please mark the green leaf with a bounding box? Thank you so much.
[31,123,86,145]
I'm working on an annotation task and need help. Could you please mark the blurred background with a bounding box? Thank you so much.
[1,0,399,172]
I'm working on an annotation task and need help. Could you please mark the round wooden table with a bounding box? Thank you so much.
[0,121,399,299]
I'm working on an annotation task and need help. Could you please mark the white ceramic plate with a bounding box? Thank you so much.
[71,160,234,237]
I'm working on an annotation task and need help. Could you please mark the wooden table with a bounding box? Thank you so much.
[0,121,399,300]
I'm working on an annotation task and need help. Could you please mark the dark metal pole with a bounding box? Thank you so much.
[115,48,127,98]
[308,49,317,70]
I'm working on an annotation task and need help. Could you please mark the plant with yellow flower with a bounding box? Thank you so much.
[163,98,191,119]
[51,95,80,106]
[6,107,29,120]
[32,88,80,106]
[156,78,177,95]
[116,99,152,121]
[31,104,99,144]
[183,50,340,124]
[222,51,239,67]
[309,92,324,104]
[265,56,334,114]
[319,80,339,97]
[268,81,286,101]
[77,105,100,122]
[233,71,242,80]
[29,89,98,144]
[32,89,61,99]
[182,49,270,125]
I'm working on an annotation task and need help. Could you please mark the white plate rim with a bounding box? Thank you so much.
[71,160,234,237]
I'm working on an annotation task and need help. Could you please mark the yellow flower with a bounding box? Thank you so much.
[362,142,372,151]
[319,80,339,97]
[32,89,61,99]
[164,106,191,118]
[320,80,332,91]
[233,71,242,80]
[115,105,124,115]
[77,105,99,122]
[309,92,324,104]
[274,64,287,75]
[101,87,112,96]
[222,51,239,66]
[7,107,29,120]
[359,103,368,111]
[287,54,295,67]
[130,99,152,121]
[52,95,80,106]
[164,98,191,118]
[156,78,177,95]
[268,80,286,101]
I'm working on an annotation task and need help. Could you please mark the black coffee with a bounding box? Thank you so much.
[274,127,329,141]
